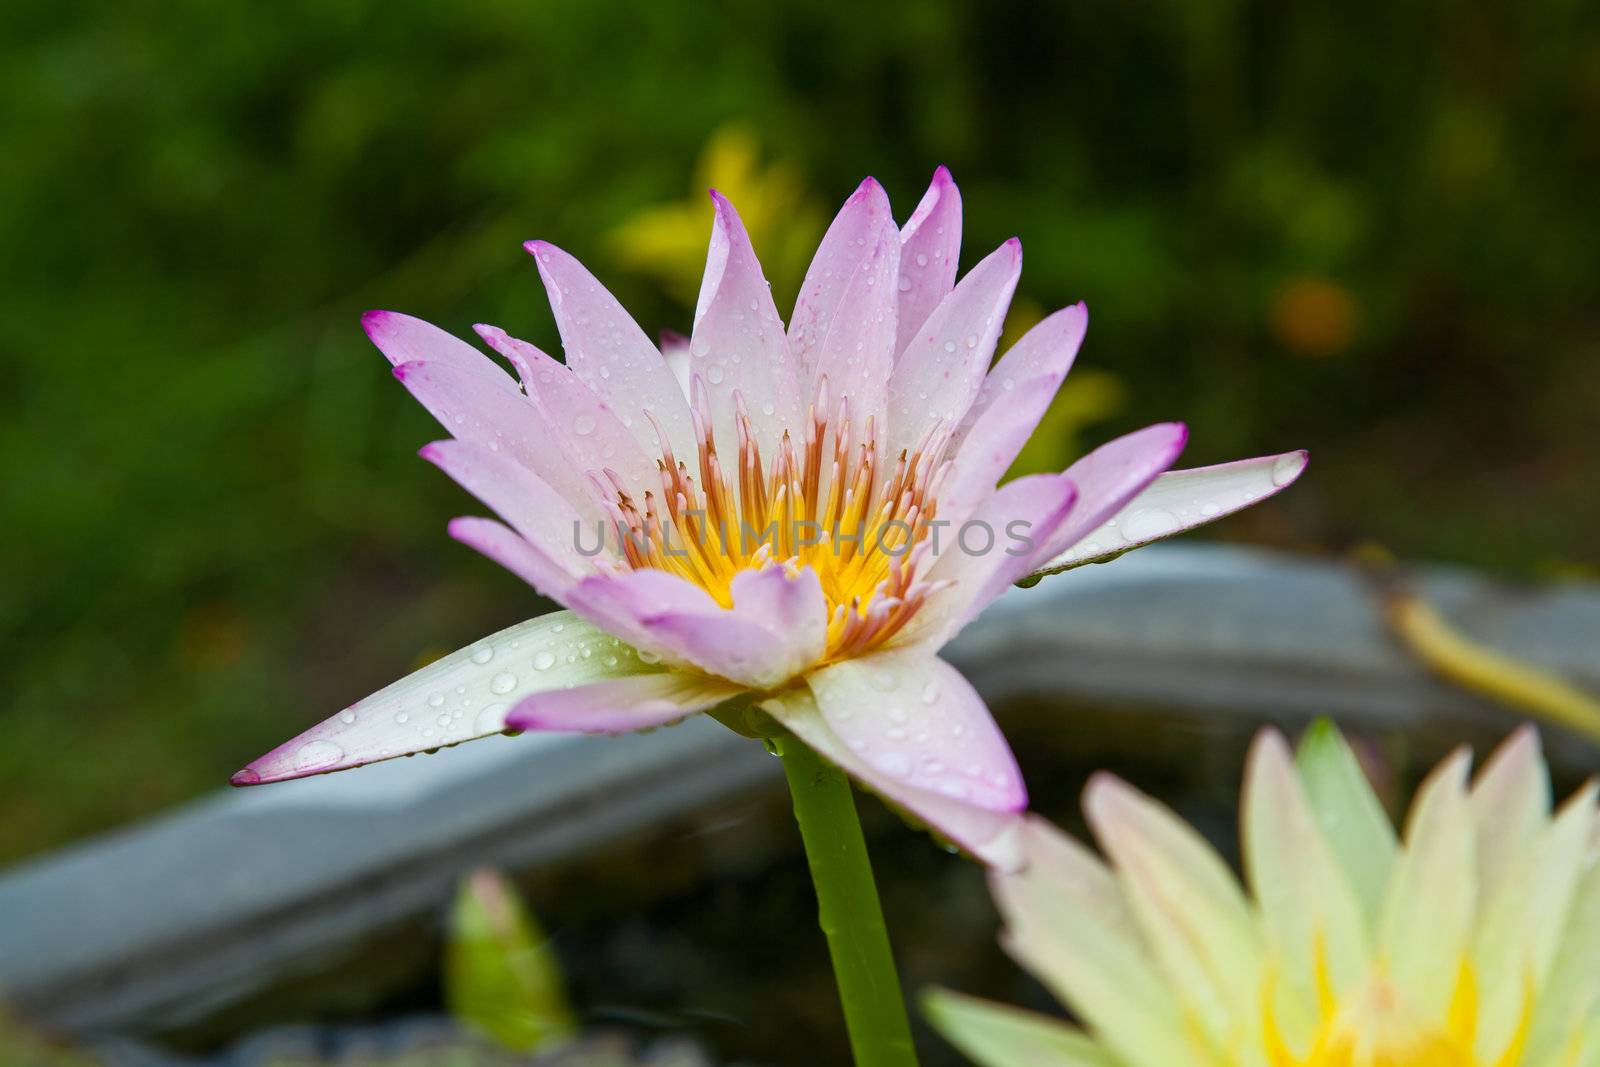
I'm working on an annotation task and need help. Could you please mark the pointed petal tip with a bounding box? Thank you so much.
[360,309,393,336]
[932,163,954,184]
[1082,770,1136,824]
[229,766,263,787]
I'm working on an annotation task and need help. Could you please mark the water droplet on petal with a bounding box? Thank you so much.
[916,253,929,267]
[919,681,939,705]
[1122,507,1181,543]
[428,692,446,708]
[293,739,343,770]
[573,415,596,436]
[897,277,912,292]
[533,651,556,670]
[475,702,508,733]
[942,340,957,354]
[339,709,357,725]
[707,365,726,385]
[873,751,913,778]
[638,649,661,665]
[471,646,493,664]
[491,672,518,694]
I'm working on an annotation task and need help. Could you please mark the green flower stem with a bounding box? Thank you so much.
[777,736,920,1067]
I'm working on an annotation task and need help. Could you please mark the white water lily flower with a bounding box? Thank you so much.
[926,721,1600,1064]
[232,168,1304,868]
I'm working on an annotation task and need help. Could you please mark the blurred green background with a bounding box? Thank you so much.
[3,0,1598,869]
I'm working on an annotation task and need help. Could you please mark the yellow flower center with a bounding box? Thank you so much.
[601,380,951,661]
[1261,954,1543,1067]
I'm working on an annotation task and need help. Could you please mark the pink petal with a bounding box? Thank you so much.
[894,165,962,357]
[448,517,577,601]
[392,360,606,522]
[561,569,815,689]
[763,653,1028,870]
[230,613,659,786]
[363,311,518,390]
[941,303,1089,521]
[473,325,658,497]
[1023,422,1190,570]
[505,671,743,734]
[885,239,1021,460]
[659,329,692,398]
[909,472,1079,647]
[790,178,896,428]
[729,564,829,658]
[421,439,596,574]
[689,192,803,455]
[525,240,694,457]
[789,178,900,397]
[1028,448,1309,577]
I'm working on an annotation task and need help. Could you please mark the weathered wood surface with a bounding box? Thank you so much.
[3,544,1597,1037]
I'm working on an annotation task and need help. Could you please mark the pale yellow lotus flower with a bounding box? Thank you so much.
[927,721,1600,1067]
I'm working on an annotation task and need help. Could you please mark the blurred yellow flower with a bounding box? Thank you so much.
[928,722,1600,1067]
[610,126,825,308]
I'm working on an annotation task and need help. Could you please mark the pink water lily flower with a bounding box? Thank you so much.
[233,169,1305,868]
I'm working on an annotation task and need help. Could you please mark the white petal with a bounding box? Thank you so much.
[1025,449,1308,579]
[1376,748,1476,1021]
[989,816,1192,1067]
[1084,774,1264,1047]
[1243,730,1371,1045]
[1294,720,1398,927]
[923,989,1116,1067]
[232,613,659,785]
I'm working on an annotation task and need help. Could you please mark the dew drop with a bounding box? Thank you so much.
[873,751,913,777]
[897,277,912,292]
[1201,501,1221,517]
[533,651,556,671]
[638,649,661,665]
[491,672,518,694]
[761,400,776,417]
[915,253,929,267]
[573,414,596,436]
[293,739,343,770]
[1121,507,1181,543]
[707,365,726,385]
[470,645,493,664]
[428,692,445,708]
[339,709,357,725]
[475,702,508,733]
[920,680,939,705]
[964,334,978,348]
[395,711,410,724]
[942,340,957,354]
[1271,452,1304,486]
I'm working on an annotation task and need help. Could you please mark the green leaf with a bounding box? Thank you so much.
[444,868,577,1052]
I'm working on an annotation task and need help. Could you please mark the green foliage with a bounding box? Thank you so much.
[1,0,1598,862]
[445,869,577,1052]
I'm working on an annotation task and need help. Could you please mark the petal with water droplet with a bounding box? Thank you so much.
[763,652,1027,869]
[525,240,694,457]
[1024,440,1308,581]
[885,239,1020,461]
[894,166,962,358]
[689,192,802,454]
[506,671,743,734]
[231,613,659,786]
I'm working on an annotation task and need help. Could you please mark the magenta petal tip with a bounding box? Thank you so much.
[229,766,263,787]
